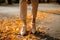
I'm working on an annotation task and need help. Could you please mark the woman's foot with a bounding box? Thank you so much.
[20,25,27,36]
[31,26,36,34]
[31,23,36,34]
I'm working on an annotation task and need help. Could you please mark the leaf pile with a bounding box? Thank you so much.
[0,12,54,40]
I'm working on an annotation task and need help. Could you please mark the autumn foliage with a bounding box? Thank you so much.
[0,12,50,40]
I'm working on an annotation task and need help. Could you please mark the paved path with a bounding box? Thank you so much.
[0,3,60,16]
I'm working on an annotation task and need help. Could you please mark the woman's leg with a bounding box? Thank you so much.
[31,0,38,33]
[20,0,27,35]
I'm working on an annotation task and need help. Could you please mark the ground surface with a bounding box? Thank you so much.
[0,3,60,16]
[0,3,60,40]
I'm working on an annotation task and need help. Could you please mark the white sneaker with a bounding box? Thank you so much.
[32,27,36,34]
[20,25,27,35]
[31,23,36,34]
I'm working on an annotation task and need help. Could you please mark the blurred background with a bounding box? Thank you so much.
[0,0,60,5]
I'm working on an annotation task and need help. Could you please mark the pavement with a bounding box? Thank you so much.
[0,3,60,16]
[0,3,60,39]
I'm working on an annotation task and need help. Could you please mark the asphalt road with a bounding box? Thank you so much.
[0,3,60,39]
